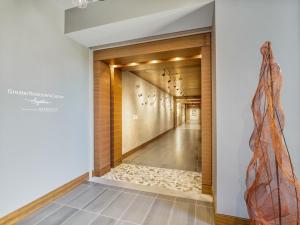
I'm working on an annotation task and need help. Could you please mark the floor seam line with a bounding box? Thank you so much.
[32,204,64,225]
[166,198,176,225]
[140,195,158,225]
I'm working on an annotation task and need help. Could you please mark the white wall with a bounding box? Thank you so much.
[176,103,182,126]
[189,107,200,122]
[186,105,200,123]
[0,0,89,216]
[181,104,186,124]
[122,72,174,153]
[215,0,300,218]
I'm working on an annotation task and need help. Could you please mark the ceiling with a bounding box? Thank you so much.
[104,48,201,97]
[53,0,75,9]
[65,1,214,47]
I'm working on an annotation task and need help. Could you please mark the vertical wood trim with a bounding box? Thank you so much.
[94,61,111,176]
[111,68,123,167]
[201,43,212,193]
[185,104,187,123]
[173,97,177,128]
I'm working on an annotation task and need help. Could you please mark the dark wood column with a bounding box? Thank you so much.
[110,68,122,167]
[201,44,212,194]
[94,61,111,176]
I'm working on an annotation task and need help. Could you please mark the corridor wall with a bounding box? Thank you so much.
[214,0,300,219]
[122,71,174,154]
[186,105,200,123]
[0,0,89,217]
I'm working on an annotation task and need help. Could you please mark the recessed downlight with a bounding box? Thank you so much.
[128,62,139,66]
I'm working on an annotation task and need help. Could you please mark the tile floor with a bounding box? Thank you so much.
[123,123,201,172]
[17,182,214,225]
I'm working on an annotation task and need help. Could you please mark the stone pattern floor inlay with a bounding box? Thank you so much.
[102,164,202,196]
[17,182,214,225]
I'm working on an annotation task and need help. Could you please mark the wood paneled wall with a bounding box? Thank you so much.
[93,34,213,194]
[94,61,111,176]
[94,33,211,60]
[111,68,122,167]
[201,44,212,194]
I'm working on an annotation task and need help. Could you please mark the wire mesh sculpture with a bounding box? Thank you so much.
[245,42,300,225]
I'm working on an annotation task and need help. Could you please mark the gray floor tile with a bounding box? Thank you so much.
[84,189,121,213]
[36,206,78,225]
[68,185,106,209]
[196,200,213,208]
[143,198,174,225]
[90,215,116,225]
[61,210,97,225]
[157,194,175,201]
[123,125,200,172]
[169,200,195,225]
[101,192,136,219]
[121,195,154,224]
[108,186,140,194]
[55,183,90,204]
[137,191,157,197]
[195,205,214,225]
[116,221,137,225]
[176,197,196,204]
[16,203,61,225]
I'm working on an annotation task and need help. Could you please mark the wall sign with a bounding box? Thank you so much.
[7,88,64,113]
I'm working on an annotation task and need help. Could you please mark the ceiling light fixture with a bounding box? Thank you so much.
[73,0,102,8]
[150,60,159,64]
[128,62,139,66]
[173,57,183,61]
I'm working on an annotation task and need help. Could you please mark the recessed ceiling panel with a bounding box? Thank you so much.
[107,48,201,97]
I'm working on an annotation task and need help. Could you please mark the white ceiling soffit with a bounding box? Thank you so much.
[65,0,214,48]
[53,0,76,10]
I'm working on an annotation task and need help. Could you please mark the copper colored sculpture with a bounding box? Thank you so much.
[245,42,300,225]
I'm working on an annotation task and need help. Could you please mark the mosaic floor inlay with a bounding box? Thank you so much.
[103,163,202,196]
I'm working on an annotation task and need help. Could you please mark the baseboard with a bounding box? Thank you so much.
[93,165,111,177]
[215,213,250,225]
[122,128,174,159]
[111,158,122,168]
[211,186,249,225]
[0,172,89,225]
[202,184,212,195]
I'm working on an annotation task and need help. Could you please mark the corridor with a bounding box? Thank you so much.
[100,122,204,200]
[123,123,201,172]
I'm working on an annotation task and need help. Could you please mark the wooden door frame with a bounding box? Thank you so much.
[93,33,213,194]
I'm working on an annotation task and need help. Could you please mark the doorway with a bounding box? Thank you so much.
[93,33,212,195]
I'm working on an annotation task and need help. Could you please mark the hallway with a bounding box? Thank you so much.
[101,122,203,199]
[123,123,201,172]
